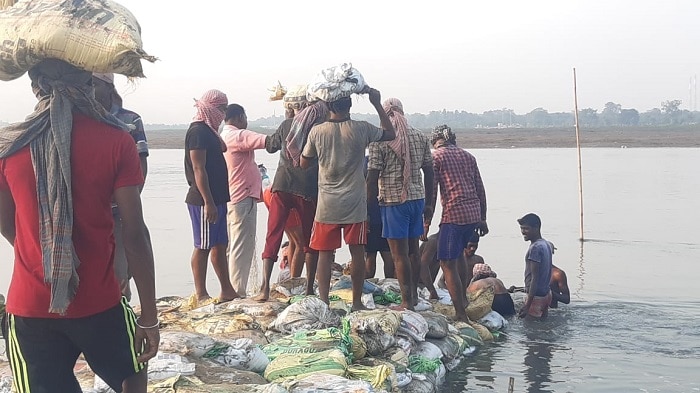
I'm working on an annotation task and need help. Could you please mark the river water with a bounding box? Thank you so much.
[1,147,698,392]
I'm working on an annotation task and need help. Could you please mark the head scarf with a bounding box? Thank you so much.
[472,263,497,280]
[193,89,227,134]
[92,72,124,113]
[285,101,328,167]
[0,59,127,314]
[383,98,412,202]
[430,124,456,146]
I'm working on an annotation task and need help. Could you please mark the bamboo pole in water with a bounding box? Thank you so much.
[573,68,584,240]
[508,377,515,393]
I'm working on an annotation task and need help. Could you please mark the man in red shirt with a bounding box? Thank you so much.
[424,125,489,321]
[0,60,158,392]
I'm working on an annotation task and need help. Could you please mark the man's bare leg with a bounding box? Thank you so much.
[316,250,334,304]
[380,250,395,278]
[349,244,368,311]
[287,228,305,278]
[122,367,147,393]
[387,238,414,310]
[441,259,468,321]
[365,251,377,279]
[191,248,211,301]
[253,258,275,302]
[211,244,239,301]
[456,252,469,305]
[305,252,318,295]
[408,237,423,304]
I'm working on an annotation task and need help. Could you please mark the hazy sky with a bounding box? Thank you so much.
[2,0,699,123]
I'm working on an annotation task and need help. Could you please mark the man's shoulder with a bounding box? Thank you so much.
[116,107,141,122]
[73,113,129,140]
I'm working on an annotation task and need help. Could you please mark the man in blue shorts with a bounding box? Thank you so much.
[184,90,239,304]
[424,125,489,321]
[367,98,434,310]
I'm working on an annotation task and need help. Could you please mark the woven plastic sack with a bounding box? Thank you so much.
[263,348,348,382]
[203,338,270,373]
[346,363,393,391]
[282,373,376,393]
[0,0,156,81]
[306,63,367,102]
[270,296,340,334]
[398,310,429,342]
[262,327,352,361]
[466,285,495,321]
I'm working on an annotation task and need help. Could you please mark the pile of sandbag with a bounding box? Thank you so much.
[0,270,514,393]
[0,0,156,81]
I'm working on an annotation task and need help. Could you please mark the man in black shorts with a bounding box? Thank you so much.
[0,60,159,392]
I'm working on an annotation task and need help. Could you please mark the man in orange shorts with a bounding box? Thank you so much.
[301,88,395,309]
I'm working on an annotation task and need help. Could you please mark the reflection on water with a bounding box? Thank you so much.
[575,240,585,298]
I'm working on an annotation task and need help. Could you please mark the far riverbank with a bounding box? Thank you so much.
[146,126,700,149]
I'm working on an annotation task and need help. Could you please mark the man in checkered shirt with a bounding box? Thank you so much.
[424,124,489,321]
[367,98,434,311]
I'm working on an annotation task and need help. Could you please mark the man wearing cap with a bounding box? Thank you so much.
[467,263,515,317]
[424,124,489,321]
[93,73,149,301]
[517,213,554,320]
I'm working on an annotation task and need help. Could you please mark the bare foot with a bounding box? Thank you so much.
[390,303,413,312]
[219,290,240,303]
[252,290,270,302]
[351,303,368,312]
[455,313,470,323]
[197,294,212,303]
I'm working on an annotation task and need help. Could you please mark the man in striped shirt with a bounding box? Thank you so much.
[424,125,489,321]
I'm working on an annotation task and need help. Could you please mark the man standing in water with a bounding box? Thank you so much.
[184,90,239,304]
[93,72,149,301]
[425,125,489,321]
[367,97,433,310]
[517,213,554,320]
[0,59,158,392]
[301,89,395,310]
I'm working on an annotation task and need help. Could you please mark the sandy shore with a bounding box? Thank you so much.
[146,126,700,149]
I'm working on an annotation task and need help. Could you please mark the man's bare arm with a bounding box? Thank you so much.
[555,271,571,304]
[0,190,15,246]
[113,185,159,362]
[367,88,395,141]
[300,155,314,170]
[190,149,218,224]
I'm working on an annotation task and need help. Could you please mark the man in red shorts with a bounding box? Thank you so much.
[301,88,395,310]
[0,60,158,392]
[254,87,319,301]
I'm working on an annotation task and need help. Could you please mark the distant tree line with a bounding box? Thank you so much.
[247,100,700,130]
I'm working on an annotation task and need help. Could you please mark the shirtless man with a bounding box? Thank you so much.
[549,265,570,308]
[467,263,515,317]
